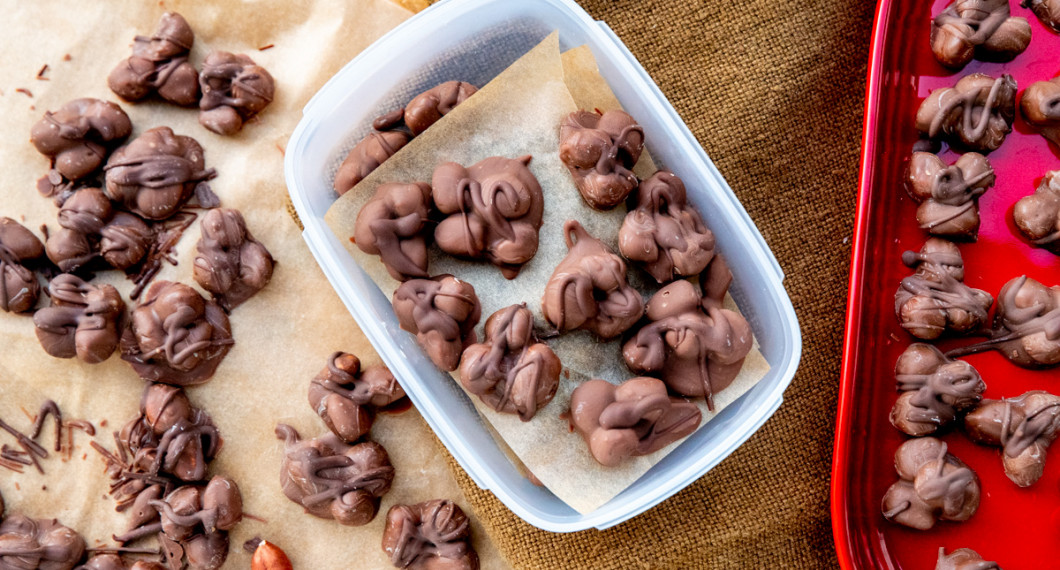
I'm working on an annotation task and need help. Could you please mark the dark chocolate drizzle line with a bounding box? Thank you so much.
[367,210,429,279]
[593,123,642,179]
[200,61,274,108]
[0,418,47,473]
[103,154,215,190]
[30,399,63,452]
[463,305,539,418]
[928,76,1007,144]
[0,242,36,311]
[390,503,470,567]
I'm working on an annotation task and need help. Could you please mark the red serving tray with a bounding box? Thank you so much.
[832,0,1060,568]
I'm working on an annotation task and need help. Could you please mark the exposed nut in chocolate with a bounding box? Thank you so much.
[381,499,479,570]
[624,256,751,409]
[1014,171,1060,252]
[0,514,86,570]
[936,548,1000,570]
[119,383,222,482]
[881,437,980,530]
[458,304,561,421]
[559,109,644,210]
[121,281,233,385]
[104,126,215,220]
[0,217,45,313]
[309,351,406,443]
[333,131,411,195]
[914,73,1017,153]
[275,424,395,526]
[433,155,544,279]
[618,170,715,282]
[45,187,152,272]
[403,81,478,136]
[905,152,994,239]
[1021,76,1060,148]
[569,377,701,467]
[29,98,133,182]
[894,239,992,340]
[193,208,274,310]
[353,182,432,282]
[393,275,481,371]
[1023,0,1060,32]
[891,343,985,436]
[33,274,125,363]
[108,12,200,106]
[964,390,1060,487]
[930,0,1031,69]
[198,51,275,136]
[542,220,643,339]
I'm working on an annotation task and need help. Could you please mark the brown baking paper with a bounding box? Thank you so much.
[325,33,770,514]
[0,1,505,568]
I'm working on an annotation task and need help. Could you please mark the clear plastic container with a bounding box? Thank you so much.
[285,0,801,532]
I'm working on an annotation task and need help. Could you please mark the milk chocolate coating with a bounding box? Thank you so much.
[542,220,643,339]
[936,548,1000,570]
[1023,0,1060,31]
[403,81,478,136]
[905,152,994,239]
[333,131,411,195]
[309,352,406,443]
[891,343,984,436]
[30,98,133,181]
[198,51,275,136]
[104,126,214,220]
[881,437,980,530]
[192,208,274,309]
[931,0,1031,70]
[915,73,1017,153]
[570,377,701,467]
[433,155,544,279]
[393,275,481,371]
[968,275,1060,367]
[275,424,395,526]
[1012,171,1060,252]
[894,239,992,340]
[0,514,86,570]
[80,555,168,570]
[0,217,45,313]
[458,304,561,421]
[381,499,479,570]
[964,390,1060,487]
[1021,77,1060,149]
[45,187,152,272]
[108,12,200,106]
[619,170,715,282]
[353,182,432,282]
[34,274,125,363]
[558,110,644,210]
[121,281,233,385]
[624,256,751,409]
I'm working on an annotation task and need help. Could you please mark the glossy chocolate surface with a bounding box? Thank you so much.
[30,98,132,181]
[891,343,984,436]
[930,0,1030,69]
[381,499,479,570]
[108,12,199,106]
[0,217,45,313]
[34,274,125,363]
[894,238,993,339]
[353,182,432,282]
[558,109,644,210]
[198,51,275,136]
[904,152,994,239]
[964,390,1060,487]
[309,352,405,443]
[881,437,980,530]
[193,208,273,309]
[393,275,480,371]
[914,73,1017,153]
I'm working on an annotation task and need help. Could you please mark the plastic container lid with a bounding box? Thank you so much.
[285,0,801,532]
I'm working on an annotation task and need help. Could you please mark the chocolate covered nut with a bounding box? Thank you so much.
[894,239,992,340]
[275,424,395,526]
[108,12,200,106]
[1021,76,1060,149]
[881,437,980,530]
[193,208,274,309]
[45,188,152,272]
[915,73,1017,153]
[0,514,86,570]
[198,51,275,136]
[353,182,432,282]
[891,344,985,436]
[930,0,1031,69]
[618,170,715,282]
[936,548,1000,570]
[558,109,644,209]
[381,499,479,570]
[403,81,478,136]
[569,377,701,467]
[34,274,125,363]
[333,131,411,195]
[393,275,481,371]
[458,304,561,421]
[1023,0,1060,32]
[121,281,233,385]
[1013,171,1060,252]
[433,155,544,279]
[30,98,133,182]
[101,212,153,270]
[905,152,994,239]
[309,352,405,443]
[104,127,215,220]
[964,390,1060,487]
[949,275,1060,367]
[542,220,643,339]
[623,256,752,409]
[130,383,221,482]
[0,217,45,313]
[81,557,167,570]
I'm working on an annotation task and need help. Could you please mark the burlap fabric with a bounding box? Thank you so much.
[438,1,876,568]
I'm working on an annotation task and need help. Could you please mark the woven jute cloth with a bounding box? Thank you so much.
[440,1,876,568]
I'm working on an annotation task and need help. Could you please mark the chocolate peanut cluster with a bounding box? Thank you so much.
[904,152,994,239]
[930,0,1030,69]
[45,187,151,272]
[1023,0,1060,32]
[914,73,1017,153]
[881,437,980,530]
[1021,76,1060,148]
[393,275,481,371]
[965,390,1060,487]
[381,499,479,570]
[984,275,1060,368]
[33,274,125,363]
[0,514,85,570]
[193,208,274,309]
[81,554,167,570]
[558,109,644,209]
[354,182,433,281]
[894,239,993,340]
[108,12,200,106]
[402,81,478,136]
[891,343,985,436]
[198,51,275,136]
[309,351,406,443]
[935,548,1000,570]
[29,98,132,189]
[1013,170,1060,252]
[0,217,45,313]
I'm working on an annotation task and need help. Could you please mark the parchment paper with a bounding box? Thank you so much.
[325,34,770,514]
[0,1,505,568]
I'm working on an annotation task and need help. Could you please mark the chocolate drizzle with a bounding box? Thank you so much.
[891,343,984,436]
[392,275,481,371]
[192,208,274,310]
[881,437,980,530]
[45,187,151,273]
[964,390,1060,487]
[558,109,644,210]
[30,98,133,184]
[198,51,275,136]
[0,217,45,313]
[353,182,433,282]
[309,352,406,443]
[34,274,126,363]
[931,0,1031,69]
[915,73,1017,153]
[948,275,1060,367]
[894,239,993,340]
[108,12,200,106]
[381,499,479,570]
[904,152,994,239]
